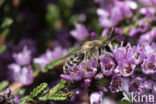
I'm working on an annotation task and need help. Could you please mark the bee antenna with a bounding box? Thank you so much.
[107,27,115,41]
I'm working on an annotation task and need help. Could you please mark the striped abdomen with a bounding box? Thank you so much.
[63,52,84,73]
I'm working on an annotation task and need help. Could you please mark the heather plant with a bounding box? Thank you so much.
[0,0,156,104]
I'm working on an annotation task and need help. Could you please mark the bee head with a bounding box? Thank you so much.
[101,41,112,52]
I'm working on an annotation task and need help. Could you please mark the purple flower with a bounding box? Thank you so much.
[14,39,37,56]
[125,1,137,10]
[101,28,109,36]
[151,42,156,48]
[97,8,114,28]
[8,64,33,85]
[61,65,84,83]
[138,0,153,6]
[140,8,155,19]
[151,28,156,38]
[97,7,123,28]
[62,59,98,82]
[129,76,144,93]
[60,74,73,83]
[97,85,108,92]
[114,28,123,36]
[129,28,138,37]
[13,46,31,65]
[97,0,136,28]
[141,54,156,74]
[83,78,91,86]
[34,47,66,68]
[153,83,156,93]
[151,0,156,6]
[109,75,123,93]
[47,47,66,60]
[82,59,98,78]
[99,56,115,76]
[126,45,145,65]
[137,21,149,33]
[70,23,89,41]
[33,54,49,69]
[113,43,127,62]
[138,33,153,45]
[110,6,123,24]
[116,61,136,77]
[142,43,156,56]
[91,32,98,40]
[114,1,133,18]
[90,92,102,104]
[142,79,154,90]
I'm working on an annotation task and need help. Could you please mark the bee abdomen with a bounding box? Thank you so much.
[63,53,84,73]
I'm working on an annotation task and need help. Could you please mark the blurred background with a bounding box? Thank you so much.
[0,0,95,77]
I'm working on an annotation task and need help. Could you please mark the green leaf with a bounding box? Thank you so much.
[1,17,13,28]
[29,83,47,99]
[14,88,25,95]
[41,58,64,72]
[33,63,40,77]
[0,81,9,91]
[20,83,47,104]
[100,36,107,41]
[0,45,6,53]
[20,96,29,104]
[39,79,67,101]
[49,79,66,94]
[66,46,81,55]
[39,93,67,101]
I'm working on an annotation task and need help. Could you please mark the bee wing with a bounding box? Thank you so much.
[62,47,91,59]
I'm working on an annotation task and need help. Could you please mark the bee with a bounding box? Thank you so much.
[0,89,16,104]
[63,28,114,73]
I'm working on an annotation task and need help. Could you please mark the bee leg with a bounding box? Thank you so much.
[84,51,90,73]
[95,54,99,64]
[95,48,99,63]
[107,41,113,52]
